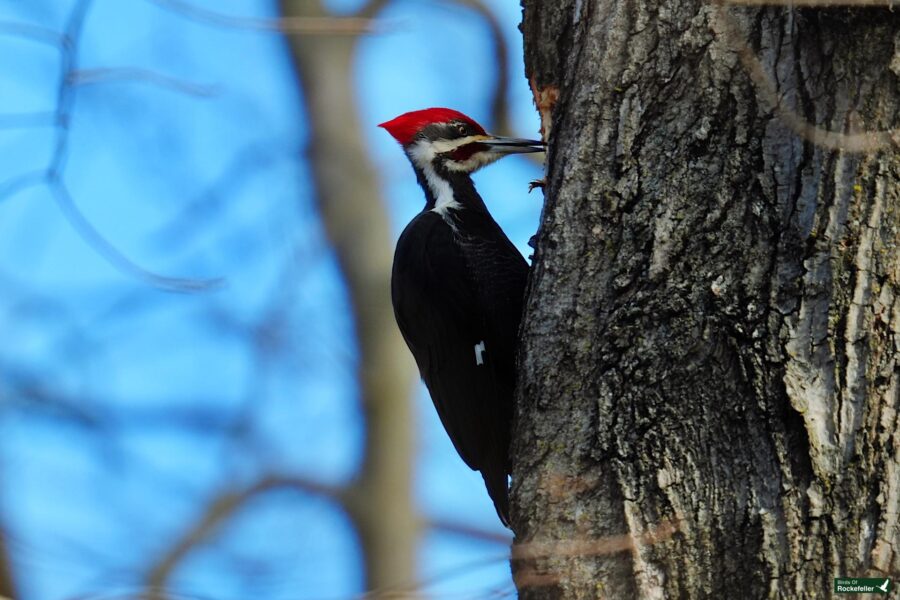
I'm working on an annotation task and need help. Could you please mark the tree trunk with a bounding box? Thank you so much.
[280,0,418,592]
[513,1,900,598]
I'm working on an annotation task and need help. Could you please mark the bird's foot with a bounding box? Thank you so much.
[528,178,546,193]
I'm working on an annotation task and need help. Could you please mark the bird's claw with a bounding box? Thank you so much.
[528,179,546,193]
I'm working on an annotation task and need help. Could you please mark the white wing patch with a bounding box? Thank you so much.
[474,340,486,366]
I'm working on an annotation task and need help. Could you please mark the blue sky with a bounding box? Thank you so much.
[0,0,542,598]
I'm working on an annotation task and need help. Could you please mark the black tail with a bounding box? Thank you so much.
[482,468,511,528]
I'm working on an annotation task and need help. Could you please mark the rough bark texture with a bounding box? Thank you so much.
[513,1,900,598]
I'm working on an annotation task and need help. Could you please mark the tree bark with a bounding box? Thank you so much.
[513,1,900,598]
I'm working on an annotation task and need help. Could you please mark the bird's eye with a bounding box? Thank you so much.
[456,123,467,136]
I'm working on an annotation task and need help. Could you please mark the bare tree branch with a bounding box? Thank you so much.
[0,0,229,292]
[70,68,220,97]
[50,181,225,292]
[357,552,512,599]
[0,21,66,46]
[149,141,291,245]
[712,1,900,152]
[440,0,509,133]
[0,170,47,203]
[511,520,677,562]
[510,521,678,591]
[440,0,544,171]
[355,0,394,19]
[280,0,419,592]
[1,0,527,596]
[352,517,669,599]
[144,474,347,595]
[146,0,382,34]
[428,518,512,545]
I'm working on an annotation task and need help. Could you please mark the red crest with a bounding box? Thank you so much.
[378,108,486,146]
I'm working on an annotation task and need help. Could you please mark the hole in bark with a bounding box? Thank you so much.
[783,402,814,494]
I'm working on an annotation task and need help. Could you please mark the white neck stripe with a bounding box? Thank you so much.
[407,141,461,222]
[422,162,460,216]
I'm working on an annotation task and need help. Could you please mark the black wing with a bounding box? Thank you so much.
[391,210,528,522]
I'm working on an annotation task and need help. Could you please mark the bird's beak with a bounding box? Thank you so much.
[480,136,546,154]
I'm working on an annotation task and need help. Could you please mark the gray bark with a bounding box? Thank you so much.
[513,1,900,598]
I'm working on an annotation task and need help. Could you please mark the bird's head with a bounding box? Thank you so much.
[379,108,544,175]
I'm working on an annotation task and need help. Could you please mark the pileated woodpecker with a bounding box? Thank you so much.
[379,108,544,526]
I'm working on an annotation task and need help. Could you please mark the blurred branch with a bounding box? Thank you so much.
[511,520,677,562]
[0,0,227,292]
[146,0,382,34]
[4,364,239,435]
[356,0,394,19]
[428,518,511,545]
[511,520,678,590]
[3,369,102,429]
[713,0,900,152]
[0,170,47,203]
[0,21,66,46]
[440,0,509,133]
[280,0,419,592]
[144,474,347,595]
[357,553,513,599]
[70,68,220,97]
[50,182,225,292]
[1,0,528,595]
[149,141,290,245]
[440,0,544,170]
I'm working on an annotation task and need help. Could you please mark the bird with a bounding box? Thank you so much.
[379,107,544,526]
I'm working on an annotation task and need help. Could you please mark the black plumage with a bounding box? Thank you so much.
[380,108,542,526]
[392,185,528,525]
